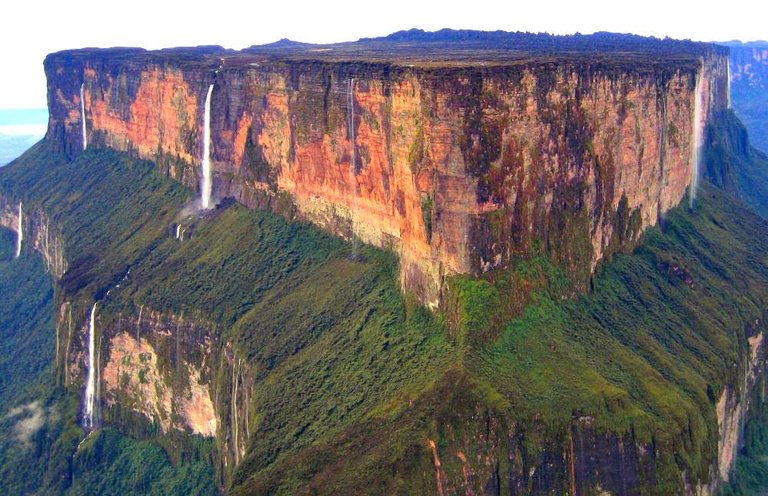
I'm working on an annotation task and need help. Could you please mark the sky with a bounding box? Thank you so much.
[1,0,765,109]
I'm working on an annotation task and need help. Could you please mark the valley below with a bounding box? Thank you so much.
[2,30,768,495]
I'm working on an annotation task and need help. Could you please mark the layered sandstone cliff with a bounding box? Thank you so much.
[43,37,729,305]
[8,33,768,492]
[0,196,67,277]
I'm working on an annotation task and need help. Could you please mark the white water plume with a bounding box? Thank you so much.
[83,303,98,429]
[80,83,87,150]
[689,71,704,209]
[15,202,22,258]
[201,84,214,210]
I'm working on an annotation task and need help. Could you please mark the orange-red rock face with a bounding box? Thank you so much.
[87,67,199,167]
[44,51,729,305]
[65,303,221,438]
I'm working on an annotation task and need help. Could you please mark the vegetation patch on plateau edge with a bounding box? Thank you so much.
[0,143,457,493]
[2,110,768,493]
[230,183,768,494]
[0,223,216,495]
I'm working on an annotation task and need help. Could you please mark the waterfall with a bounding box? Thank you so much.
[175,224,181,239]
[80,83,87,151]
[690,71,704,209]
[347,78,359,260]
[201,84,214,210]
[83,303,98,429]
[15,202,22,258]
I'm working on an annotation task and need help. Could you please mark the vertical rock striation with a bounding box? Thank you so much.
[56,302,222,439]
[0,194,67,277]
[43,39,729,306]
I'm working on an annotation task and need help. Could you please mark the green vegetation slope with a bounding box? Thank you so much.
[1,106,768,493]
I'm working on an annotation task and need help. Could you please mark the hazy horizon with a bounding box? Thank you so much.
[0,108,47,165]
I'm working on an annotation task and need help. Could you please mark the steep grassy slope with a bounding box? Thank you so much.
[704,109,768,495]
[2,107,768,493]
[228,183,768,494]
[0,226,55,407]
[113,203,456,480]
[0,142,191,300]
[0,226,59,494]
[0,142,455,493]
[0,147,219,495]
[473,184,768,487]
[0,231,217,495]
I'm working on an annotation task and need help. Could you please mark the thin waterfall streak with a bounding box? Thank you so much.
[83,303,98,429]
[15,202,22,258]
[245,382,250,439]
[80,83,87,150]
[348,78,355,171]
[201,84,214,209]
[690,70,704,209]
[43,221,49,268]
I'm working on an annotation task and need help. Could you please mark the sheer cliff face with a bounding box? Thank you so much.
[0,196,67,277]
[44,50,728,305]
[59,301,221,439]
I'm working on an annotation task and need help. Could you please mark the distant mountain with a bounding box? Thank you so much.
[359,28,716,55]
[721,41,768,153]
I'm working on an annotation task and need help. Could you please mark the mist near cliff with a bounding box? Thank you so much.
[0,109,47,166]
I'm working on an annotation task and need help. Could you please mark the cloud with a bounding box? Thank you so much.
[0,124,47,136]
[4,401,47,447]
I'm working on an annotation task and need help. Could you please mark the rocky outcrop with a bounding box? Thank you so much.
[420,338,768,496]
[0,194,67,277]
[427,406,657,496]
[57,299,255,486]
[60,302,220,438]
[44,37,729,306]
[100,307,219,436]
[217,344,256,477]
[715,329,765,483]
